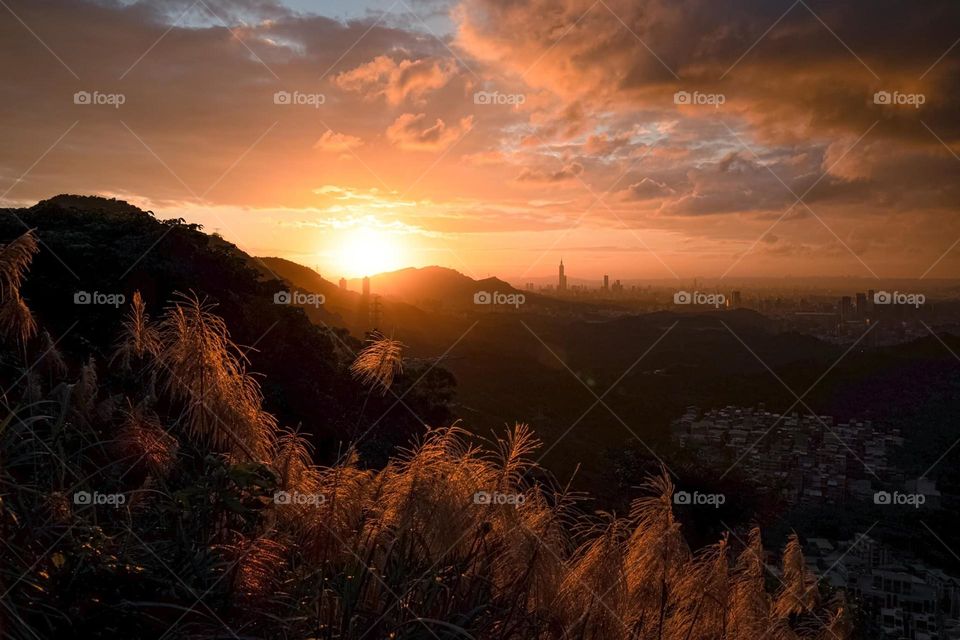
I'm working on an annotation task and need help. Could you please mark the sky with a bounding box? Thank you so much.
[1,0,959,281]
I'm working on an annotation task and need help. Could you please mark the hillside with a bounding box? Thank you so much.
[6,196,959,496]
[252,255,960,498]
[255,257,464,352]
[0,216,854,640]
[0,195,454,458]
[350,266,522,309]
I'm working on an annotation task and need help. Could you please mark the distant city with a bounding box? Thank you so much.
[672,405,958,639]
[671,405,908,505]
[806,533,958,639]
[518,260,960,346]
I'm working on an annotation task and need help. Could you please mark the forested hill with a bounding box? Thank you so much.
[0,195,454,458]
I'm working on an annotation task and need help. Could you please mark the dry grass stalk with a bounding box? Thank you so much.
[350,331,405,394]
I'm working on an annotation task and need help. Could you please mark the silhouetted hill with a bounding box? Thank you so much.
[349,265,555,312]
[6,196,958,498]
[245,256,960,496]
[354,266,478,304]
[255,257,470,352]
[252,256,350,327]
[0,196,455,458]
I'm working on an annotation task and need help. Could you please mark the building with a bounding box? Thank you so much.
[810,533,960,639]
[603,274,609,291]
[339,277,347,290]
[670,405,903,506]
[558,259,567,291]
[856,292,868,319]
[362,276,370,297]
[840,296,854,323]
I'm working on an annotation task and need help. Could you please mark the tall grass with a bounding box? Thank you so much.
[350,330,405,395]
[0,230,38,346]
[0,233,851,639]
[156,291,276,461]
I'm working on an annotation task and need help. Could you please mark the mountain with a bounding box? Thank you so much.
[348,266,527,310]
[252,256,349,327]
[255,258,471,353]
[0,195,454,458]
[257,256,960,494]
[6,196,959,495]
[0,208,854,638]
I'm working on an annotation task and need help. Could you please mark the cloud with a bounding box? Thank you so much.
[0,0,477,208]
[456,0,960,144]
[584,132,634,157]
[333,55,457,105]
[658,152,805,216]
[618,177,674,201]
[463,150,509,165]
[314,130,364,152]
[516,162,584,183]
[386,113,474,151]
[0,0,958,275]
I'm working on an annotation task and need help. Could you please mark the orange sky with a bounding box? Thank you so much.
[1,0,959,282]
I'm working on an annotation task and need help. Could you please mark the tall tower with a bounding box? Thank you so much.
[558,259,567,291]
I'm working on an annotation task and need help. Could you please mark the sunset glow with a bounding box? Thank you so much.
[334,226,406,278]
[1,0,957,283]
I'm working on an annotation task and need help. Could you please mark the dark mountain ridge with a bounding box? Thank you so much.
[0,195,453,459]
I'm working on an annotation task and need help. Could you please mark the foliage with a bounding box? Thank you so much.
[350,331,405,395]
[0,196,454,460]
[0,230,851,639]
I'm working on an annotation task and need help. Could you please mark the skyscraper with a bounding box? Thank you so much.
[840,296,853,323]
[558,259,567,291]
[603,274,609,291]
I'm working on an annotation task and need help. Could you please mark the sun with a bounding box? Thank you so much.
[334,226,406,278]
